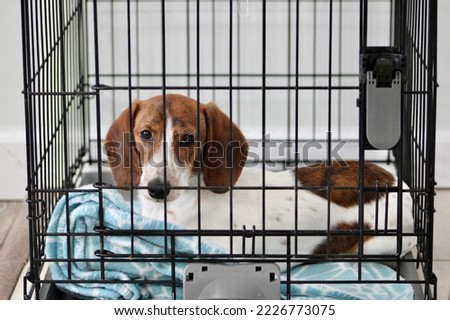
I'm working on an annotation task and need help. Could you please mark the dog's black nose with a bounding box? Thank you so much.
[147,181,170,200]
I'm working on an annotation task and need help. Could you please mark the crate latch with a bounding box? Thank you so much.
[183,263,280,300]
[361,48,406,149]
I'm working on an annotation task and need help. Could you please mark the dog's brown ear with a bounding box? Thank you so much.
[201,102,248,193]
[104,101,142,187]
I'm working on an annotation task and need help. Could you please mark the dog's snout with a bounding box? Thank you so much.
[147,181,171,200]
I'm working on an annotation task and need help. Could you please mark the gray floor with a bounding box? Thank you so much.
[0,202,28,299]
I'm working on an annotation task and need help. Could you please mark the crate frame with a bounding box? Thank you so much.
[21,0,438,300]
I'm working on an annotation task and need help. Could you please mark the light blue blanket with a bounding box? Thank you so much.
[46,186,413,300]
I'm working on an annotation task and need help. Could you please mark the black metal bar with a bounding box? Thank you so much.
[126,0,136,258]
[186,0,191,98]
[326,0,334,258]
[294,0,300,257]
[358,0,368,281]
[194,0,202,255]
[21,0,38,300]
[161,0,169,254]
[424,0,438,300]
[228,0,234,254]
[261,0,267,255]
[92,0,106,279]
[87,72,359,78]
[90,84,360,91]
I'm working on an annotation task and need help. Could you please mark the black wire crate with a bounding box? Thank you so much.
[21,0,437,300]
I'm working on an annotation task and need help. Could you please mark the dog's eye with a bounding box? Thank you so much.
[180,134,195,146]
[140,130,153,142]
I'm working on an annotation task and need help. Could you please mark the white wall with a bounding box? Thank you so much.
[436,0,450,186]
[0,0,449,201]
[0,0,27,200]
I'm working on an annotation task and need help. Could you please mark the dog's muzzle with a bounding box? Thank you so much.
[147,180,171,200]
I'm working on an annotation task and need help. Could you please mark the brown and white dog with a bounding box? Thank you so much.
[105,94,416,267]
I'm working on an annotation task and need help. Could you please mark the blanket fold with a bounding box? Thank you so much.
[45,186,413,300]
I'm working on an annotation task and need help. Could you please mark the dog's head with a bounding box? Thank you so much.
[104,94,248,202]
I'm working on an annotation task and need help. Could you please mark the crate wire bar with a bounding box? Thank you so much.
[21,0,438,300]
